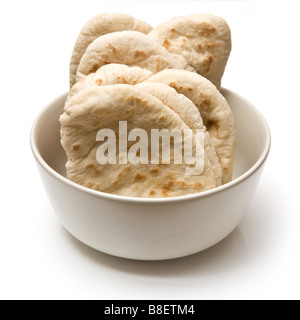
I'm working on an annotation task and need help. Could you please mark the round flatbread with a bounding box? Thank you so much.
[70,13,153,87]
[145,69,236,184]
[76,31,187,83]
[60,85,217,198]
[136,82,222,186]
[67,64,153,105]
[148,14,231,89]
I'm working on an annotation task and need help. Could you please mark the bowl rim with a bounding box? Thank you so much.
[30,88,271,204]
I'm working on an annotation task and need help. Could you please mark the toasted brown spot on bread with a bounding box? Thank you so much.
[87,182,93,188]
[150,167,160,174]
[149,190,157,196]
[169,81,192,93]
[117,75,129,84]
[72,144,80,151]
[113,166,131,185]
[162,38,171,49]
[198,23,217,36]
[133,97,151,110]
[95,79,102,86]
[94,169,101,176]
[155,57,169,73]
[170,82,185,91]
[201,99,211,110]
[178,181,190,188]
[161,180,176,194]
[167,180,176,188]
[196,43,203,51]
[206,120,215,129]
[204,40,219,49]
[107,43,118,53]
[181,38,187,47]
[165,172,175,179]
[128,96,147,109]
[193,183,203,190]
[134,97,142,104]
[159,116,165,121]
[206,120,221,138]
[169,28,176,39]
[161,188,170,197]
[134,173,147,182]
[200,93,211,110]
[101,53,109,61]
[133,50,147,59]
[89,63,100,73]
[85,164,95,169]
[203,55,214,73]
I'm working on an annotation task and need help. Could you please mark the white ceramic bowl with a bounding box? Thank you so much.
[31,89,271,260]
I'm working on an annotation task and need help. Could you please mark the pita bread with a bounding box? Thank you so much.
[67,64,153,105]
[145,69,236,184]
[70,13,153,87]
[60,85,217,198]
[76,31,187,82]
[136,82,222,186]
[148,14,231,89]
[67,63,221,186]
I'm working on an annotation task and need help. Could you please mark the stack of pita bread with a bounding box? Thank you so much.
[60,13,236,198]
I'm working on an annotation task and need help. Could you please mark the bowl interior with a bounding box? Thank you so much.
[33,89,270,191]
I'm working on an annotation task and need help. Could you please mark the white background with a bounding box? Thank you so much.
[0,0,299,300]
